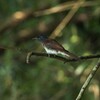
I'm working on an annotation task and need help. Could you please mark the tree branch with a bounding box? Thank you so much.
[0,1,98,34]
[26,51,100,64]
[50,0,82,38]
[75,59,100,100]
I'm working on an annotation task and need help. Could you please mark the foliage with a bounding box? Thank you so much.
[0,0,100,100]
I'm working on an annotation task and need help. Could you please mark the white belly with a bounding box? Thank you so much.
[43,46,67,56]
[44,47,58,54]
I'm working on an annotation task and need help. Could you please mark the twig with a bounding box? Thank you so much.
[34,1,96,17]
[50,1,84,38]
[26,52,67,64]
[26,51,100,64]
[75,59,100,100]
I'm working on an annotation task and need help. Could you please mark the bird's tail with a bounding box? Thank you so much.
[64,50,79,59]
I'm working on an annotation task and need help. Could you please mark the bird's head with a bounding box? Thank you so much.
[33,35,48,42]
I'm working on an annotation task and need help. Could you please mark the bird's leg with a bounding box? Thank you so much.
[47,53,51,57]
[47,53,57,58]
[42,51,51,57]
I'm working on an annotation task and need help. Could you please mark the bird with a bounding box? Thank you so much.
[34,35,79,59]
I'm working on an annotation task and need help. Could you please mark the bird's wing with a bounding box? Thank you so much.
[43,39,79,59]
[43,39,65,51]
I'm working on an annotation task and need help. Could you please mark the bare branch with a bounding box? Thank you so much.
[50,1,83,38]
[26,51,100,64]
[75,59,100,100]
[0,1,98,34]
[26,51,68,64]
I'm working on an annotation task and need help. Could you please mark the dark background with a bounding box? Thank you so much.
[0,0,100,100]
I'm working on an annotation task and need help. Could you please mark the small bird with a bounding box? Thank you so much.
[34,35,79,59]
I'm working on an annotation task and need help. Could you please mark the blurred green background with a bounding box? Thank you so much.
[0,0,100,100]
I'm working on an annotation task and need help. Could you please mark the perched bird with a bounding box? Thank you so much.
[34,35,79,59]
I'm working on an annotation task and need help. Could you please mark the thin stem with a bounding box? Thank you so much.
[50,1,84,38]
[75,59,100,100]
[26,51,100,64]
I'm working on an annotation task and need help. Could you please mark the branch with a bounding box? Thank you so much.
[75,59,100,100]
[26,51,100,64]
[34,1,96,17]
[0,1,98,34]
[50,0,82,38]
